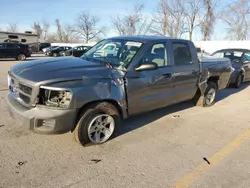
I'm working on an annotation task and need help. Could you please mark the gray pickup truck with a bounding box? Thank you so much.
[6,36,233,146]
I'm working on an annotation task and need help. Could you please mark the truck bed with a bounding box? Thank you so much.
[199,56,233,90]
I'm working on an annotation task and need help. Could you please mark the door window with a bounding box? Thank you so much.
[6,43,19,49]
[173,42,192,66]
[212,52,224,58]
[140,43,168,68]
[242,52,250,63]
[0,44,5,49]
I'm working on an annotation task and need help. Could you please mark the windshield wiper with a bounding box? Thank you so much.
[94,57,113,68]
[82,56,113,68]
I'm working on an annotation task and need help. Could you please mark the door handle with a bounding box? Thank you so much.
[162,73,172,78]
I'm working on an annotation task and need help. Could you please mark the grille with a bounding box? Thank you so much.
[19,84,32,95]
[19,93,31,104]
[8,74,33,105]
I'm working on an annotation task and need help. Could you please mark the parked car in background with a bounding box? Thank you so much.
[0,43,31,61]
[6,36,233,146]
[43,46,59,54]
[211,48,250,88]
[93,43,117,57]
[47,46,72,57]
[39,43,51,51]
[60,46,92,57]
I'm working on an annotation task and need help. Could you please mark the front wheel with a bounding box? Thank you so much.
[195,82,217,107]
[73,102,121,146]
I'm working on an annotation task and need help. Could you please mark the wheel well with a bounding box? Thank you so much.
[73,100,123,130]
[207,76,220,88]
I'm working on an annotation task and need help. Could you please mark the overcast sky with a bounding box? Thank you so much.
[0,0,227,40]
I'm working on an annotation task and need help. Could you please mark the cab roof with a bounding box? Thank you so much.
[107,35,190,43]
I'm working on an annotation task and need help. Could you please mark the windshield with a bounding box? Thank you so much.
[81,39,143,70]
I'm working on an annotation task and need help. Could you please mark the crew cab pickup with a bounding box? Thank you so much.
[6,36,233,146]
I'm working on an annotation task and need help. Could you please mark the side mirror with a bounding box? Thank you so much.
[135,62,158,71]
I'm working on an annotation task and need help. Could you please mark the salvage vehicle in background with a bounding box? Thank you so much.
[0,43,31,61]
[60,46,92,57]
[211,48,250,88]
[6,36,233,146]
[47,46,72,57]
[43,46,59,54]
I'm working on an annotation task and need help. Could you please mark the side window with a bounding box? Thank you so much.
[213,52,224,58]
[243,52,250,63]
[141,43,168,67]
[173,42,192,66]
[0,44,5,49]
[6,43,18,49]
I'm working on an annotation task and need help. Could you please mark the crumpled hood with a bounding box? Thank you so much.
[10,57,121,83]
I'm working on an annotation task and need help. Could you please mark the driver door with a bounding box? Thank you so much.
[126,42,175,115]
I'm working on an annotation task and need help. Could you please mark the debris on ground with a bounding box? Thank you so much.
[203,157,211,165]
[90,159,101,164]
[172,115,180,118]
[16,161,27,168]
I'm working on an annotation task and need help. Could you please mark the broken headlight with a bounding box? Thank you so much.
[38,87,72,108]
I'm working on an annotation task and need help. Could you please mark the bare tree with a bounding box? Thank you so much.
[32,22,43,40]
[42,20,50,42]
[184,0,204,40]
[62,24,76,42]
[151,0,187,38]
[75,12,105,43]
[55,19,64,42]
[220,0,250,40]
[47,33,57,43]
[111,4,152,36]
[201,0,215,40]
[6,22,19,32]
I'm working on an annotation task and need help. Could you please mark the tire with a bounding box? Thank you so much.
[233,74,243,88]
[195,82,217,107]
[17,53,26,61]
[53,53,58,57]
[73,102,121,146]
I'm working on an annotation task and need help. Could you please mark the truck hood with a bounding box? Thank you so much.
[10,57,123,83]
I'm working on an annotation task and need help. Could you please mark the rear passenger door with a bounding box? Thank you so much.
[5,43,20,58]
[171,41,200,103]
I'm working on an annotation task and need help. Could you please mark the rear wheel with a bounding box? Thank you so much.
[195,82,217,107]
[17,53,26,61]
[73,102,121,146]
[53,53,58,57]
[234,74,243,88]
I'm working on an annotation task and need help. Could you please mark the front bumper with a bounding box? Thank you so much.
[6,94,77,134]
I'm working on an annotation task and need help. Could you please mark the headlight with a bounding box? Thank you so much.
[38,86,72,108]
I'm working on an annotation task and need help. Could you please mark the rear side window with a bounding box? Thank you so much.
[243,52,250,62]
[212,52,224,58]
[173,42,192,66]
[0,44,5,49]
[6,43,20,49]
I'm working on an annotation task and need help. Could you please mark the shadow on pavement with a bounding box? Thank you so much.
[117,82,250,138]
[117,101,193,137]
[216,82,250,102]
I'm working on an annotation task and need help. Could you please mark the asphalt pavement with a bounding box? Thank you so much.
[1,55,250,188]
